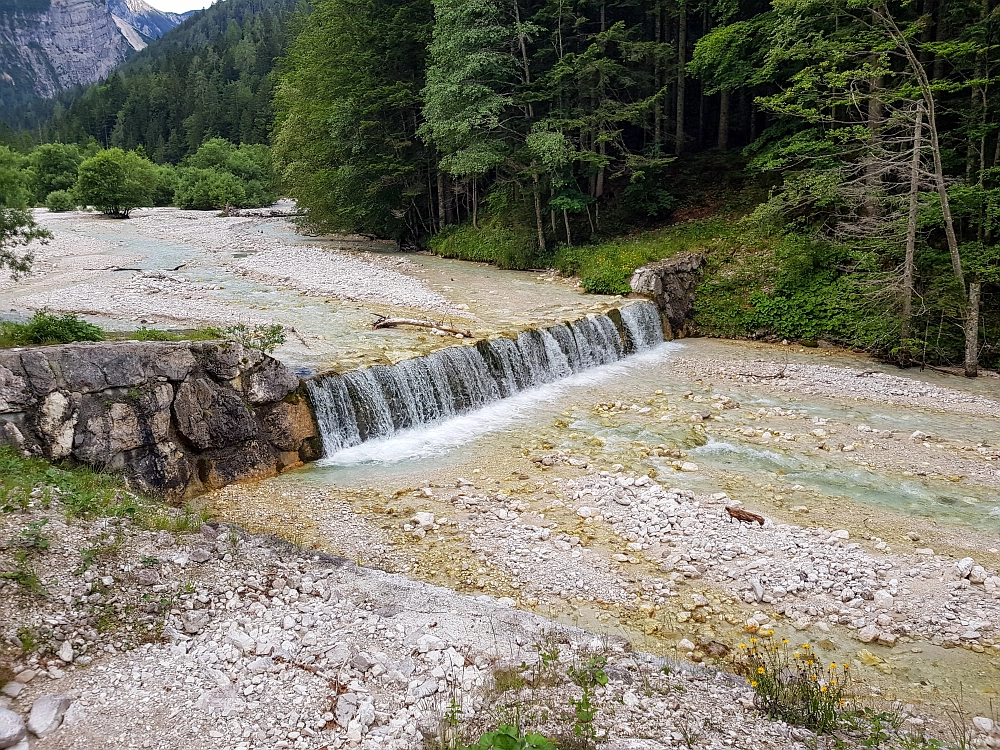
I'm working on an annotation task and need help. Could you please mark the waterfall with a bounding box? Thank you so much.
[307,300,664,454]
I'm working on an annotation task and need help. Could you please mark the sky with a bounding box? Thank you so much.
[145,0,215,13]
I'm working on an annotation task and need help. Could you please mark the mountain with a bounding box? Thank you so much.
[41,0,299,161]
[0,0,189,125]
[108,0,190,45]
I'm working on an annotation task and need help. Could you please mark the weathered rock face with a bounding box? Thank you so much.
[0,341,321,501]
[0,0,184,112]
[629,253,705,339]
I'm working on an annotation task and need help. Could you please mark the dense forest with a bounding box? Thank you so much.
[274,0,999,373]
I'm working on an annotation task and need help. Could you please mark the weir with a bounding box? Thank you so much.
[305,300,665,456]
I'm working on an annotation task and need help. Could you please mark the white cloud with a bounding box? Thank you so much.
[144,0,215,13]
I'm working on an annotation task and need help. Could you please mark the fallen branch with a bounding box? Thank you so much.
[372,316,473,338]
[86,263,188,272]
[736,365,787,380]
[726,506,765,526]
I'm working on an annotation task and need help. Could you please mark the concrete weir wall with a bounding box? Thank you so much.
[0,341,321,501]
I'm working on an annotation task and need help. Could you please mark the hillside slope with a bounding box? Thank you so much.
[0,0,187,124]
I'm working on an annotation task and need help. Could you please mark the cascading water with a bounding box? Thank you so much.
[305,300,664,455]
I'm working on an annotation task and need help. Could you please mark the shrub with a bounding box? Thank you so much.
[29,143,83,204]
[221,323,286,354]
[45,190,76,212]
[430,218,542,270]
[174,168,248,210]
[734,634,902,738]
[0,310,104,347]
[150,165,179,207]
[75,148,157,218]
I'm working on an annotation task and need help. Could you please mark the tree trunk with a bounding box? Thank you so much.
[964,282,980,377]
[718,90,730,150]
[654,2,662,147]
[472,178,479,230]
[436,171,446,229]
[675,0,687,156]
[563,209,572,246]
[532,167,546,252]
[901,105,924,350]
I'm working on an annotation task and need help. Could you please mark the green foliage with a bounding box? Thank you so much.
[0,310,104,347]
[176,139,277,209]
[554,218,737,296]
[273,0,433,239]
[460,726,556,750]
[150,165,179,207]
[735,635,903,740]
[28,143,83,203]
[430,215,541,270]
[0,207,49,279]
[44,190,75,212]
[75,148,157,218]
[221,323,286,354]
[126,326,222,342]
[0,447,133,519]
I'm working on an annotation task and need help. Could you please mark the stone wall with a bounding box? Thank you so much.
[629,253,705,338]
[0,341,321,501]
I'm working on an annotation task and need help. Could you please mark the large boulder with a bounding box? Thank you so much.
[173,375,258,451]
[629,253,705,338]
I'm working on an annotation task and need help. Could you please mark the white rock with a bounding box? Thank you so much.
[27,695,72,738]
[873,590,894,610]
[955,557,976,578]
[973,717,994,735]
[677,638,696,651]
[412,512,435,530]
[227,627,256,654]
[969,566,988,585]
[57,641,73,664]
[915,548,934,555]
[857,624,879,644]
[0,707,27,748]
[830,529,850,540]
[416,634,446,653]
[577,506,595,519]
[679,462,699,472]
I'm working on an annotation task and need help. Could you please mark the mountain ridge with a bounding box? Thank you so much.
[0,0,190,124]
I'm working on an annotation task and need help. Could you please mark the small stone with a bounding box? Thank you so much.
[181,610,210,634]
[955,557,976,578]
[915,548,934,555]
[857,624,879,643]
[677,638,696,651]
[0,707,26,748]
[873,590,894,610]
[877,632,898,647]
[189,548,212,564]
[27,695,72,738]
[679,462,699,472]
[907,531,921,541]
[969,566,988,585]
[57,641,73,664]
[576,507,595,519]
[0,683,23,699]
[973,717,994,735]
[830,529,850,540]
[411,512,435,529]
[135,568,160,586]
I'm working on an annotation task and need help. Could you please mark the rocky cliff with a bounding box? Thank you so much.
[0,341,321,501]
[0,0,185,106]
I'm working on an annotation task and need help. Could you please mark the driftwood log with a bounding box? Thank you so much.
[725,506,765,526]
[372,316,473,338]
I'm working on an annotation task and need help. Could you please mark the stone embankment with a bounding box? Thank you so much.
[629,254,705,338]
[0,342,320,500]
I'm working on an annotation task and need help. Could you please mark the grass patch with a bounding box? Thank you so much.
[553,217,741,295]
[0,311,103,347]
[735,634,903,737]
[429,215,541,270]
[124,326,222,342]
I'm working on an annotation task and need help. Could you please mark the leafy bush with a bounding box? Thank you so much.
[75,148,157,218]
[45,190,75,212]
[150,165,179,207]
[175,168,248,210]
[221,323,286,354]
[430,217,542,270]
[0,311,104,347]
[734,634,902,738]
[175,139,278,209]
[29,143,84,204]
[460,726,555,750]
